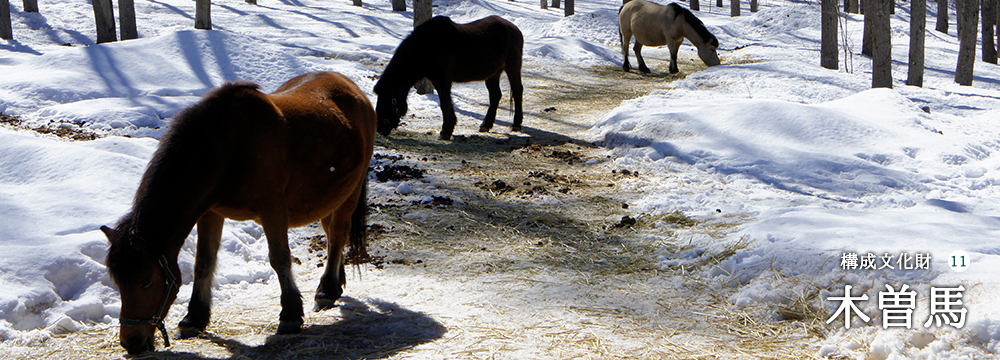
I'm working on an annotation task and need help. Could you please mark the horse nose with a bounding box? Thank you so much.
[122,332,155,355]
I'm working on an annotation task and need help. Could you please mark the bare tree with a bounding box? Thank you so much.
[938,0,950,33]
[731,0,740,16]
[540,0,547,9]
[353,0,362,6]
[565,0,574,15]
[822,0,839,69]
[552,0,560,8]
[119,0,137,40]
[22,0,37,12]
[872,0,892,88]
[984,0,997,63]
[392,0,405,11]
[718,0,724,8]
[414,0,434,95]
[92,0,116,43]
[196,0,211,30]
[1,0,11,40]
[909,0,927,86]
[751,0,758,12]
[691,0,700,11]
[956,0,979,85]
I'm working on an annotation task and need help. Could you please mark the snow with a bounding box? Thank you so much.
[2,0,1000,358]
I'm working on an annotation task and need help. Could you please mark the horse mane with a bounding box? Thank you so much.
[668,3,719,47]
[376,16,456,94]
[107,81,269,276]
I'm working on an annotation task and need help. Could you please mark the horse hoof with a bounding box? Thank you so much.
[640,68,651,74]
[511,125,522,133]
[176,326,203,339]
[314,298,338,312]
[478,126,491,133]
[439,133,452,141]
[276,321,303,335]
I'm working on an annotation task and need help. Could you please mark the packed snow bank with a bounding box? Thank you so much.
[0,31,319,138]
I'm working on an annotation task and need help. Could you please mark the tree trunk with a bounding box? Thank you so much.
[731,0,740,16]
[938,0,949,33]
[751,0,758,12]
[92,0,117,44]
[245,0,256,5]
[863,4,874,56]
[22,0,37,12]
[983,0,997,63]
[909,0,927,86]
[119,0,137,40]
[552,0,560,8]
[822,0,839,69]
[1,0,11,40]
[956,0,979,85]
[872,0,892,88]
[195,0,211,30]
[691,0,700,11]
[717,0,724,8]
[565,0,574,16]
[353,0,362,6]
[847,0,859,13]
[414,0,434,95]
[392,0,405,11]
[540,0,547,9]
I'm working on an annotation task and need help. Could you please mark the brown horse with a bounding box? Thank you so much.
[619,0,721,74]
[101,71,376,355]
[374,15,524,140]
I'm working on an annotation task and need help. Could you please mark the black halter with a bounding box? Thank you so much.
[119,255,177,348]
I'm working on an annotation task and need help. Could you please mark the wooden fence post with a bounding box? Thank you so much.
[414,0,434,95]
[92,0,117,43]
[22,0,37,12]
[195,0,211,29]
[1,0,12,40]
[119,0,137,40]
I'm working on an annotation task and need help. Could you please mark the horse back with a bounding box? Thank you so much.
[620,0,679,47]
[422,15,524,82]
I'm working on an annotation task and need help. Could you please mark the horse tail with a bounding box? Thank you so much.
[345,176,369,265]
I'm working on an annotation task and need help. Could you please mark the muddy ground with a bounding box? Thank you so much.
[10,56,830,359]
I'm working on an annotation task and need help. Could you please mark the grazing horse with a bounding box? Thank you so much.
[374,15,524,140]
[619,0,721,74]
[102,71,376,355]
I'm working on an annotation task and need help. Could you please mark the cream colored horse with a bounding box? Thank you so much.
[619,0,720,74]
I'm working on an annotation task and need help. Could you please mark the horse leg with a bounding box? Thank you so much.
[434,82,457,140]
[621,28,632,72]
[314,210,352,311]
[634,42,651,74]
[259,197,304,334]
[509,68,524,132]
[667,40,681,74]
[479,75,502,133]
[177,211,224,339]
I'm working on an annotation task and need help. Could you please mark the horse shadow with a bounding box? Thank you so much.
[150,297,446,359]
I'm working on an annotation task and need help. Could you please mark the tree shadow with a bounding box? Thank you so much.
[141,297,446,359]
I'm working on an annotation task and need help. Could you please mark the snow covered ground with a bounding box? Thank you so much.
[2,0,1000,358]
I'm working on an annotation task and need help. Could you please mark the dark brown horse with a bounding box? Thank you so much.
[374,15,524,140]
[620,1,721,74]
[102,71,376,355]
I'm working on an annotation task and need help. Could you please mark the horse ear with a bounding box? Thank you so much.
[100,226,117,243]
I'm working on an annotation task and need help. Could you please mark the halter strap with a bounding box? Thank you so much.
[119,255,177,348]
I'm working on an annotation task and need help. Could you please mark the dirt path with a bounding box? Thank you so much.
[26,60,827,359]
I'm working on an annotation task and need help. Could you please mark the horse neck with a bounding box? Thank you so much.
[125,129,223,255]
[381,37,431,92]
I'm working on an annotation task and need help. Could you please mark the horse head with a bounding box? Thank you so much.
[373,81,408,136]
[102,225,179,355]
[698,36,721,67]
